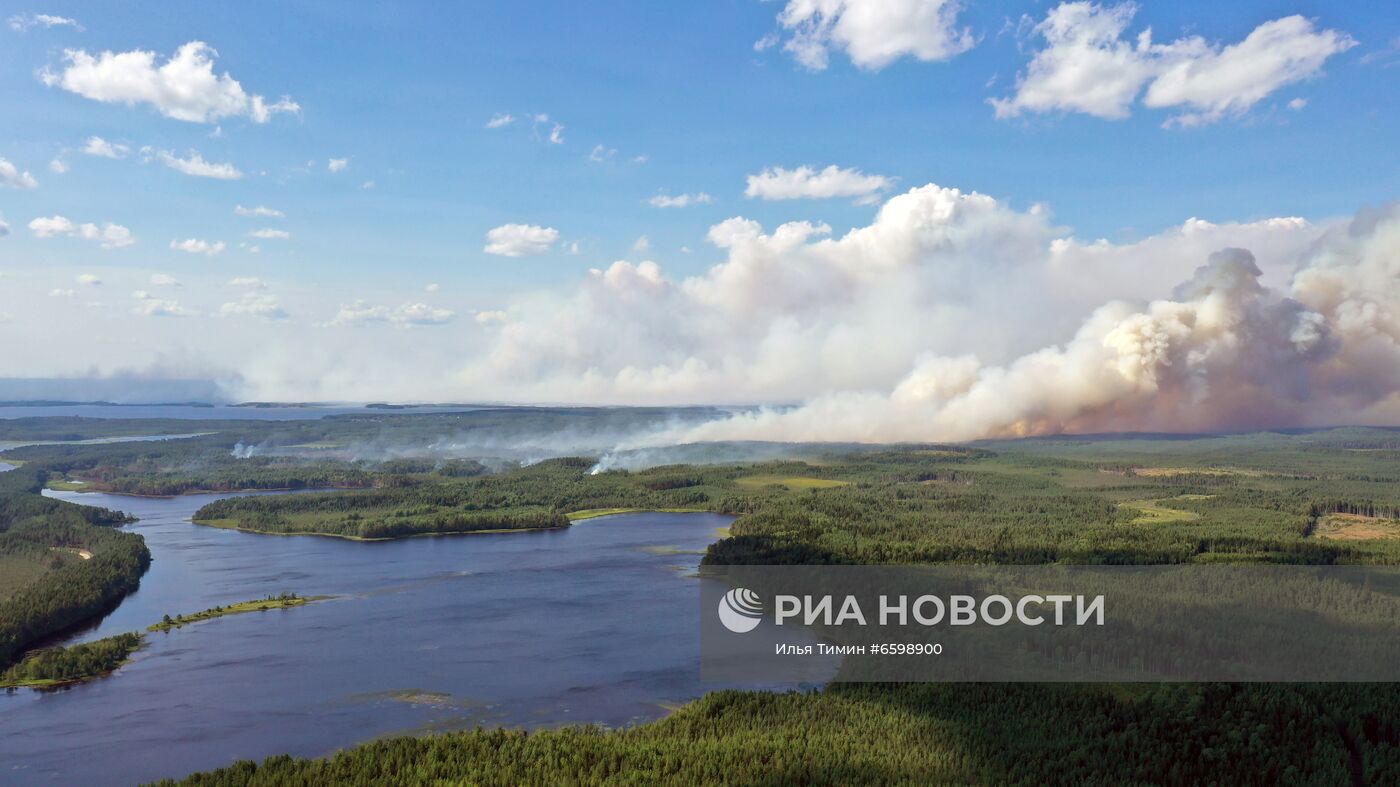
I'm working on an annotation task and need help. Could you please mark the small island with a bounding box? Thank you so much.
[149,593,331,632]
[193,491,571,540]
[2,594,329,689]
[1,632,144,689]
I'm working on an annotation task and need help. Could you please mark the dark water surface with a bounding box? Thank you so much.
[0,487,738,786]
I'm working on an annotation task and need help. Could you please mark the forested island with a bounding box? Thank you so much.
[1,592,326,691]
[0,593,330,689]
[149,593,329,632]
[5,415,1400,783]
[1,632,143,689]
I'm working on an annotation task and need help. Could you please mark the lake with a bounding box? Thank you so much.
[0,404,485,421]
[0,488,754,786]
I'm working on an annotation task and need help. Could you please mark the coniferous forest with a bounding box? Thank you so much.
[3,417,1400,785]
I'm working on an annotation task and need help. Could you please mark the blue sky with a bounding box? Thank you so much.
[4,2,1396,284]
[1,1,1398,433]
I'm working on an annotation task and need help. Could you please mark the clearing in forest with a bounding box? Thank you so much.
[1120,497,1206,524]
[1313,513,1400,541]
[734,475,850,491]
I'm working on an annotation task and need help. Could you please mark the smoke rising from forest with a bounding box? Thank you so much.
[468,190,1399,446]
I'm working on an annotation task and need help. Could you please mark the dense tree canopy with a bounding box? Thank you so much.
[6,420,1400,784]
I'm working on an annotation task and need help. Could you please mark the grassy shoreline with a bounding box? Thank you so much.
[194,506,715,540]
[47,483,344,499]
[148,593,333,632]
[566,507,710,521]
[192,517,570,541]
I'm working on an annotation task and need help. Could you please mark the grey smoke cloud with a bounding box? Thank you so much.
[641,205,1400,444]
[6,179,1394,449]
[227,183,1394,446]
[468,185,1335,409]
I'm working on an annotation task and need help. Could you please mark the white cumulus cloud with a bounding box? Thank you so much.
[745,164,893,203]
[991,3,1356,126]
[0,158,38,189]
[234,204,283,218]
[772,0,974,71]
[169,238,226,256]
[1144,15,1357,128]
[649,192,714,208]
[322,301,456,328]
[147,148,242,179]
[8,13,80,32]
[82,136,129,159]
[41,41,299,124]
[29,216,134,248]
[131,290,196,317]
[484,223,559,257]
[249,228,290,240]
[220,292,288,319]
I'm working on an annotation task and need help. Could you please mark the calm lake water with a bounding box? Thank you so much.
[0,487,748,786]
[0,404,484,421]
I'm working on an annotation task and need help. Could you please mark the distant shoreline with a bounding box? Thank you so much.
[192,517,572,542]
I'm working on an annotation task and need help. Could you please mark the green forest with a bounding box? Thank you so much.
[4,415,1400,784]
[0,631,142,688]
[185,429,1400,565]
[0,462,149,667]
[158,684,1400,786]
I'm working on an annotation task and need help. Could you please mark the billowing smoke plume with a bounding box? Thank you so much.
[468,187,1398,445]
[467,184,1329,409]
[18,178,1393,448]
[635,204,1400,444]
